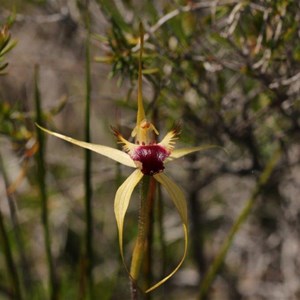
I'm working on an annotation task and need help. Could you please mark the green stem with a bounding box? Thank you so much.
[130,177,156,294]
[83,17,94,300]
[0,154,33,297]
[0,202,22,299]
[144,189,154,300]
[199,148,281,299]
[156,186,167,279]
[34,65,59,300]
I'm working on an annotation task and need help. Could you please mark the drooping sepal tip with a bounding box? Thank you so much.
[145,172,188,293]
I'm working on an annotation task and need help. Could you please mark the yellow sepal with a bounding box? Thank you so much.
[166,145,226,163]
[36,124,136,168]
[114,169,144,267]
[136,22,146,125]
[148,172,188,293]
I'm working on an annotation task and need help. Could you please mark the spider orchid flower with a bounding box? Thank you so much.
[37,25,218,293]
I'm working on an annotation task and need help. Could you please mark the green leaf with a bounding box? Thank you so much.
[0,40,17,56]
[96,0,131,32]
[0,62,8,71]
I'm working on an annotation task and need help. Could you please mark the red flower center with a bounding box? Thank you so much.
[131,145,170,175]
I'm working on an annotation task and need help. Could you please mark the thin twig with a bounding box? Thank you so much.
[132,0,239,52]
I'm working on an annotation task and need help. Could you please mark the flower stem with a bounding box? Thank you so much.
[130,176,156,296]
[199,148,281,299]
[144,190,155,298]
[156,187,167,279]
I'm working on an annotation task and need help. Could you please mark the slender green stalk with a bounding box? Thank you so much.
[0,198,22,300]
[130,177,156,299]
[83,8,94,298]
[144,189,154,300]
[199,148,281,299]
[156,186,167,279]
[0,154,33,297]
[34,65,59,300]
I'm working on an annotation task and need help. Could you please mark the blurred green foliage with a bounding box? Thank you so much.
[0,21,16,74]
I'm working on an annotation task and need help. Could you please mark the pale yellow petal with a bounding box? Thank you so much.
[36,124,136,168]
[111,127,136,154]
[148,172,188,293]
[114,169,144,264]
[166,145,226,163]
[159,127,180,152]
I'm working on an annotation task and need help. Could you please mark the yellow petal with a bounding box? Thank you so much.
[112,127,136,154]
[114,169,144,264]
[36,124,136,168]
[148,172,188,293]
[159,126,180,152]
[166,145,226,163]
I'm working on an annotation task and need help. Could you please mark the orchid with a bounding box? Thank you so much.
[37,24,218,293]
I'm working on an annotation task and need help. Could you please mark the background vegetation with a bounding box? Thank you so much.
[0,0,299,299]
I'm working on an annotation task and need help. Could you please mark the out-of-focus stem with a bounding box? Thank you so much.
[83,8,94,299]
[0,201,22,299]
[34,65,59,300]
[0,154,33,296]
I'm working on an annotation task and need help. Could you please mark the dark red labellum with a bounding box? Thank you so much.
[131,145,169,175]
